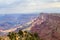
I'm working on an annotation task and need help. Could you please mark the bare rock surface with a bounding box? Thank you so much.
[31,13,60,40]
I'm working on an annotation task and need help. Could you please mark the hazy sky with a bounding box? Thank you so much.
[0,0,60,14]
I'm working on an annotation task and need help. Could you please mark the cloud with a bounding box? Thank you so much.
[0,0,21,5]
[0,0,60,14]
[0,0,21,8]
[40,0,60,3]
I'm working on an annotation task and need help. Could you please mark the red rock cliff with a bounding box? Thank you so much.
[31,13,60,40]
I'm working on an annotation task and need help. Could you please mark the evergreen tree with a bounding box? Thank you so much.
[33,32,40,40]
[7,32,16,40]
[18,30,23,36]
[18,30,23,40]
[7,30,42,40]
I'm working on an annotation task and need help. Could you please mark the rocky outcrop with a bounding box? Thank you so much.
[31,13,60,40]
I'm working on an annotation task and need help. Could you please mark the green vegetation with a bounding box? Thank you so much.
[0,30,42,40]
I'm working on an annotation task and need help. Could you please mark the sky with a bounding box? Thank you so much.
[0,0,60,14]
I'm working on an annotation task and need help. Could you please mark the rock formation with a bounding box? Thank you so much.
[31,13,60,40]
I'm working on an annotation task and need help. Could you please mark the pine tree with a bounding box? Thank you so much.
[18,30,23,40]
[7,32,16,40]
[33,32,40,40]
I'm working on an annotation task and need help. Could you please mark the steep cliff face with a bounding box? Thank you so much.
[31,13,60,40]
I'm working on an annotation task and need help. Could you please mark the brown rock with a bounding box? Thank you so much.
[31,13,60,40]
